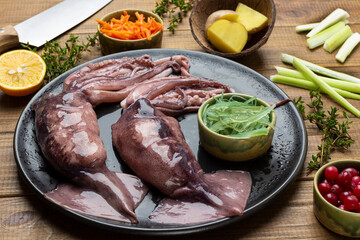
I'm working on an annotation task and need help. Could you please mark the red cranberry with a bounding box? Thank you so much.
[351,176,360,188]
[322,178,335,185]
[337,171,352,190]
[353,185,360,198]
[318,182,331,196]
[325,166,339,181]
[339,191,353,204]
[324,193,338,206]
[343,168,359,177]
[330,184,342,196]
[344,195,359,211]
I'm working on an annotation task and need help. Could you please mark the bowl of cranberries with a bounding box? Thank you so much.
[314,160,360,237]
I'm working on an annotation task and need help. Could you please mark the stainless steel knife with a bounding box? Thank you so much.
[0,0,112,53]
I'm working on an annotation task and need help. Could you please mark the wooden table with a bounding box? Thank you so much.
[1,0,360,239]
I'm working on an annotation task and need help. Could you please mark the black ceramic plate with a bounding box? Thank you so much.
[14,49,307,236]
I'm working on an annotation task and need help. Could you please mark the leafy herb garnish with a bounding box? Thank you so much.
[202,95,275,137]
[22,33,98,85]
[154,0,194,34]
[294,90,354,174]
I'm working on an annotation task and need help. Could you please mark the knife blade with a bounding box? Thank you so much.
[0,0,112,53]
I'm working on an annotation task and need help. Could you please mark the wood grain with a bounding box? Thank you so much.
[0,181,350,240]
[1,0,360,239]
[0,25,19,54]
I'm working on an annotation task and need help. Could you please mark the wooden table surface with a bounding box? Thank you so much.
[1,0,360,239]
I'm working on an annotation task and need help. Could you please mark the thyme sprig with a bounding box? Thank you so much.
[154,0,195,34]
[294,90,354,174]
[22,33,98,85]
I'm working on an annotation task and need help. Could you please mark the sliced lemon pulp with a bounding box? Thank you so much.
[0,49,46,96]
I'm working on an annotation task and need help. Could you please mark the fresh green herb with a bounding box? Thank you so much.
[202,95,275,137]
[154,0,195,34]
[293,96,305,117]
[294,90,354,174]
[22,33,98,85]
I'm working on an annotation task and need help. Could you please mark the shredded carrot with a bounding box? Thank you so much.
[95,11,163,40]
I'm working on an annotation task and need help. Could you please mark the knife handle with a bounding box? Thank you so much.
[0,25,20,53]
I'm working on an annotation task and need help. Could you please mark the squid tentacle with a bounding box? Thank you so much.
[152,87,188,110]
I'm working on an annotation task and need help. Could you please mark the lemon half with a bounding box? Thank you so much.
[0,49,46,96]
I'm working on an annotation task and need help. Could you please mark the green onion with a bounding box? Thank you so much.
[292,58,360,117]
[281,53,360,84]
[274,66,360,93]
[202,96,275,137]
[306,21,346,49]
[323,25,353,53]
[296,19,349,33]
[307,8,350,37]
[270,75,360,100]
[296,22,319,32]
[336,32,360,63]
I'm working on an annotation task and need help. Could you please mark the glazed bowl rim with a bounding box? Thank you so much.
[197,93,276,140]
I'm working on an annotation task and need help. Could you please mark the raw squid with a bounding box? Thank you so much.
[112,98,252,224]
[64,55,189,106]
[120,76,234,116]
[62,54,232,115]
[33,55,191,223]
[33,54,249,224]
[33,91,148,223]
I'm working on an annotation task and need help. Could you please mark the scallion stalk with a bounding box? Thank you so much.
[292,58,360,117]
[307,8,350,38]
[270,75,360,100]
[323,25,353,53]
[336,32,360,63]
[296,22,319,32]
[281,53,360,84]
[274,66,360,93]
[306,21,346,49]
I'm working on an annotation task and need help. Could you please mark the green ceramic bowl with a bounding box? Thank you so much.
[97,9,163,55]
[314,159,360,238]
[197,93,276,162]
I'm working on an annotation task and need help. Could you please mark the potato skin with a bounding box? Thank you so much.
[204,10,239,32]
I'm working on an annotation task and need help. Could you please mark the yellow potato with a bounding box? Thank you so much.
[205,10,239,32]
[235,3,269,34]
[206,19,248,53]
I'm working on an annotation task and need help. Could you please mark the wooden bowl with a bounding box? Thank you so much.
[189,0,276,59]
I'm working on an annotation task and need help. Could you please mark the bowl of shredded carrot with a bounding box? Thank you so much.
[95,9,164,55]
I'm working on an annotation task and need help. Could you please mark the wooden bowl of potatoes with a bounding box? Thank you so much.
[189,0,276,59]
